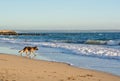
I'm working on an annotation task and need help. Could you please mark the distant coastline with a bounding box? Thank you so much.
[0,30,17,35]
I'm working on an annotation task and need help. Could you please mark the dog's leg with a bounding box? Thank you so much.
[33,52,36,56]
[20,53,22,56]
[19,50,23,56]
[29,51,34,58]
[26,51,29,57]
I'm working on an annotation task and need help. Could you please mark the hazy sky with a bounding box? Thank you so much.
[0,0,120,30]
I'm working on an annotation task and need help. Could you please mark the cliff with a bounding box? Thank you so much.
[0,30,17,35]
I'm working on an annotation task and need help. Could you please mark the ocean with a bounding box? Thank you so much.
[0,30,120,76]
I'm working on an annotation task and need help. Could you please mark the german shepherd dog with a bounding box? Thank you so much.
[19,46,38,57]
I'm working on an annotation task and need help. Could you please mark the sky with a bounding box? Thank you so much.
[0,0,120,30]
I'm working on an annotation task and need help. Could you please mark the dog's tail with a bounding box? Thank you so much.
[18,50,23,53]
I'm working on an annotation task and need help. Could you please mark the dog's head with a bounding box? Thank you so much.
[34,46,38,50]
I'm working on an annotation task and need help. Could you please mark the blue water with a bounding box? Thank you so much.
[0,30,120,76]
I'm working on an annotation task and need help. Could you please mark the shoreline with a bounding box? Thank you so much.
[0,53,119,81]
[35,56,120,77]
[2,52,120,77]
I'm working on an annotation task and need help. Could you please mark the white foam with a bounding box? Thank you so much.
[33,42,120,60]
[107,40,120,46]
[0,38,15,41]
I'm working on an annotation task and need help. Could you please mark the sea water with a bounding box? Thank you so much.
[0,30,120,76]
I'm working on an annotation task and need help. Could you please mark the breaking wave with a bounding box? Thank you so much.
[85,40,120,45]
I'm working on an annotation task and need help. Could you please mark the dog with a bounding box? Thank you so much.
[19,46,38,57]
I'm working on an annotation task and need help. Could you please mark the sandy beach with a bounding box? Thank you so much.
[0,54,119,81]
